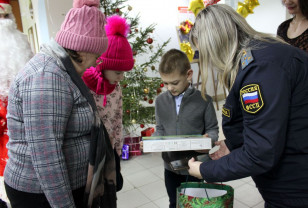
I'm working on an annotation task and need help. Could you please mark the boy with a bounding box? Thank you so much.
[154,49,219,208]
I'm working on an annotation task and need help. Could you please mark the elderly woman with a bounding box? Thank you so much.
[3,0,111,207]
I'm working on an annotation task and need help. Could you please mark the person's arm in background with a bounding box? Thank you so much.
[140,97,164,151]
[152,97,165,136]
[23,70,76,208]
[196,95,219,154]
[203,95,219,144]
[114,87,123,156]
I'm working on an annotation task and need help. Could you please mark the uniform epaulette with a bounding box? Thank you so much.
[241,49,254,70]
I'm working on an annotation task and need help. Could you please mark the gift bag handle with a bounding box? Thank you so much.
[183,175,212,201]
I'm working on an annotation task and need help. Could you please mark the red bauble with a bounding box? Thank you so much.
[133,51,137,56]
[140,124,145,128]
[146,38,153,44]
[160,83,164,87]
[156,88,162,93]
[123,84,127,88]
[135,28,139,32]
[143,97,148,101]
[149,99,153,104]
[115,8,120,13]
[126,110,130,114]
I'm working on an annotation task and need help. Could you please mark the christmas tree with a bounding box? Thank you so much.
[100,0,170,132]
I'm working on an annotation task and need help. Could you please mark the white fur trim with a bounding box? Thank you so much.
[0,3,12,14]
[0,177,9,205]
[0,18,33,97]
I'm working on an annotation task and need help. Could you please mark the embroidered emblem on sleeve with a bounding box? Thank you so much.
[222,107,231,117]
[240,84,264,114]
[241,49,254,70]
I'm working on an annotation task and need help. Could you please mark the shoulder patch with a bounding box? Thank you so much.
[241,49,254,70]
[240,84,264,114]
[222,107,231,117]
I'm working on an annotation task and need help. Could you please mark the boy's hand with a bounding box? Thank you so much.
[209,140,230,160]
[195,133,210,153]
[188,157,203,179]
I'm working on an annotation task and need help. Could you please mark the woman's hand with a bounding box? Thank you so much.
[188,157,203,179]
[209,140,230,160]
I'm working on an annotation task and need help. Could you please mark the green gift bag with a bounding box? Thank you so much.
[176,182,234,208]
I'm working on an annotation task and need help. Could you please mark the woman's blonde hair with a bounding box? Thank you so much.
[190,4,284,98]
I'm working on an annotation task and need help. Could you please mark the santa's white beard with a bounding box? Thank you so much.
[0,18,33,98]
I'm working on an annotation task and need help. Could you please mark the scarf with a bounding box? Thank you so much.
[58,52,117,208]
[82,66,117,107]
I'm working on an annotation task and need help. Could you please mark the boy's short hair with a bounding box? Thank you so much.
[159,49,191,75]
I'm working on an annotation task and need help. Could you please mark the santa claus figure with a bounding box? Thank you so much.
[0,0,33,206]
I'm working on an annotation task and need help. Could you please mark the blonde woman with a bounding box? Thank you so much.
[188,4,308,208]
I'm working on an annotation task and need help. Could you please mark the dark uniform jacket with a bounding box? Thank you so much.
[200,40,308,193]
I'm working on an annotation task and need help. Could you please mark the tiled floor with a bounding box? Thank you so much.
[117,100,265,208]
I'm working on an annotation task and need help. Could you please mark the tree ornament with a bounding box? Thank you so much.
[135,28,139,33]
[144,96,148,101]
[149,45,153,49]
[128,5,133,11]
[115,8,120,13]
[151,66,155,70]
[143,68,148,72]
[123,84,128,88]
[133,51,137,56]
[160,83,164,88]
[157,88,162,94]
[149,99,153,104]
[146,38,153,44]
[144,88,149,94]
[140,124,145,128]
[131,119,136,124]
[136,37,140,41]
[126,110,130,114]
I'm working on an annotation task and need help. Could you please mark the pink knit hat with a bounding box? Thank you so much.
[82,15,133,106]
[55,0,108,54]
[97,15,134,71]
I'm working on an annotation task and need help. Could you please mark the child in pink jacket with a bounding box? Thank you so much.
[83,15,134,155]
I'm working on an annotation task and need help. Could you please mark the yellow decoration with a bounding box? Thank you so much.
[144,88,149,94]
[143,68,148,72]
[180,42,195,62]
[179,20,194,34]
[131,119,136,124]
[188,0,204,17]
[237,0,260,18]
[247,0,260,10]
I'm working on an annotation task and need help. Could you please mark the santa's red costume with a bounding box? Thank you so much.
[0,0,33,206]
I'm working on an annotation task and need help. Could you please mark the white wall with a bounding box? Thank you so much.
[125,0,286,96]
[35,0,287,97]
[245,0,286,35]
